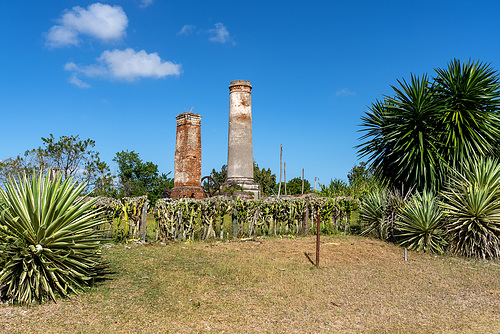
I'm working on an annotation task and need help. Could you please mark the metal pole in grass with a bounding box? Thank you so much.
[316,212,321,268]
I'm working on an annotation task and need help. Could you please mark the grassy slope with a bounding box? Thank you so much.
[1,235,499,333]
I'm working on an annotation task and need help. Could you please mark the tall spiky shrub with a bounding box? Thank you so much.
[0,172,107,304]
[440,157,500,259]
[396,190,447,253]
[360,187,412,240]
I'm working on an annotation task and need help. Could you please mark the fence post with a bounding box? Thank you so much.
[302,206,309,235]
[233,208,238,239]
[140,201,149,242]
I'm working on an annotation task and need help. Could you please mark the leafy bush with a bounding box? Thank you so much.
[0,172,107,304]
[440,157,500,259]
[396,190,447,253]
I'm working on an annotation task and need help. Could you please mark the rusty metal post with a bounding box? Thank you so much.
[316,212,321,268]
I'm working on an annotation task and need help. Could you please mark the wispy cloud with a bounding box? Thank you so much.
[139,0,154,8]
[65,48,182,85]
[208,22,233,44]
[46,3,128,48]
[68,74,91,88]
[335,88,356,97]
[177,24,196,36]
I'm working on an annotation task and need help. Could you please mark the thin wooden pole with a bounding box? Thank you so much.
[314,177,318,191]
[278,144,283,198]
[301,168,305,194]
[284,162,287,196]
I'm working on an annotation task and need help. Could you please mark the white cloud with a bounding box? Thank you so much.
[46,3,128,47]
[208,23,233,44]
[46,25,79,47]
[65,48,182,83]
[68,74,91,88]
[177,24,196,36]
[335,88,356,97]
[139,0,154,8]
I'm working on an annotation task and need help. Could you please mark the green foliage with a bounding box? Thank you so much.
[360,187,413,240]
[285,177,311,195]
[317,179,348,198]
[440,157,500,259]
[396,190,447,253]
[359,190,389,239]
[347,162,380,198]
[210,162,277,196]
[113,150,172,206]
[0,134,112,195]
[0,171,107,304]
[253,162,277,196]
[358,59,500,191]
[209,164,227,186]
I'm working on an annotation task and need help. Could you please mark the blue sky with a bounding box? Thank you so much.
[1,0,500,188]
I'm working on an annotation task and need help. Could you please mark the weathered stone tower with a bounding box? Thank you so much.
[171,112,204,199]
[224,80,261,199]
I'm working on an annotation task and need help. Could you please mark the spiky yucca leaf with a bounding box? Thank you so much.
[0,171,107,304]
[440,157,500,259]
[396,191,447,253]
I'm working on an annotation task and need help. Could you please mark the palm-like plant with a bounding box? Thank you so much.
[434,59,500,168]
[396,190,447,253]
[0,172,107,304]
[358,59,500,192]
[358,75,443,191]
[440,157,500,259]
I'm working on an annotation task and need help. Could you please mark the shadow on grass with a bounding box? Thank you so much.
[304,252,315,266]
[91,260,116,286]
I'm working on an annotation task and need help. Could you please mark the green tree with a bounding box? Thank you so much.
[358,59,500,191]
[285,177,311,195]
[253,162,276,196]
[113,150,172,205]
[1,135,111,194]
[209,164,227,186]
[317,179,348,197]
[209,162,276,196]
[347,162,379,197]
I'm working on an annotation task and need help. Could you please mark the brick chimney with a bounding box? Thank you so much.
[171,112,204,199]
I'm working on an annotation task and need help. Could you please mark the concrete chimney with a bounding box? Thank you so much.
[224,80,261,199]
[171,112,204,199]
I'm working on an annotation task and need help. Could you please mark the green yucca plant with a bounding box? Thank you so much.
[0,171,108,304]
[360,187,413,241]
[359,190,388,239]
[396,190,447,253]
[440,157,500,259]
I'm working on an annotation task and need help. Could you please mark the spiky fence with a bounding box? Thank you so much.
[155,196,359,241]
[88,195,150,240]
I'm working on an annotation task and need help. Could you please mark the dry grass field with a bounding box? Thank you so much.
[1,235,500,333]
